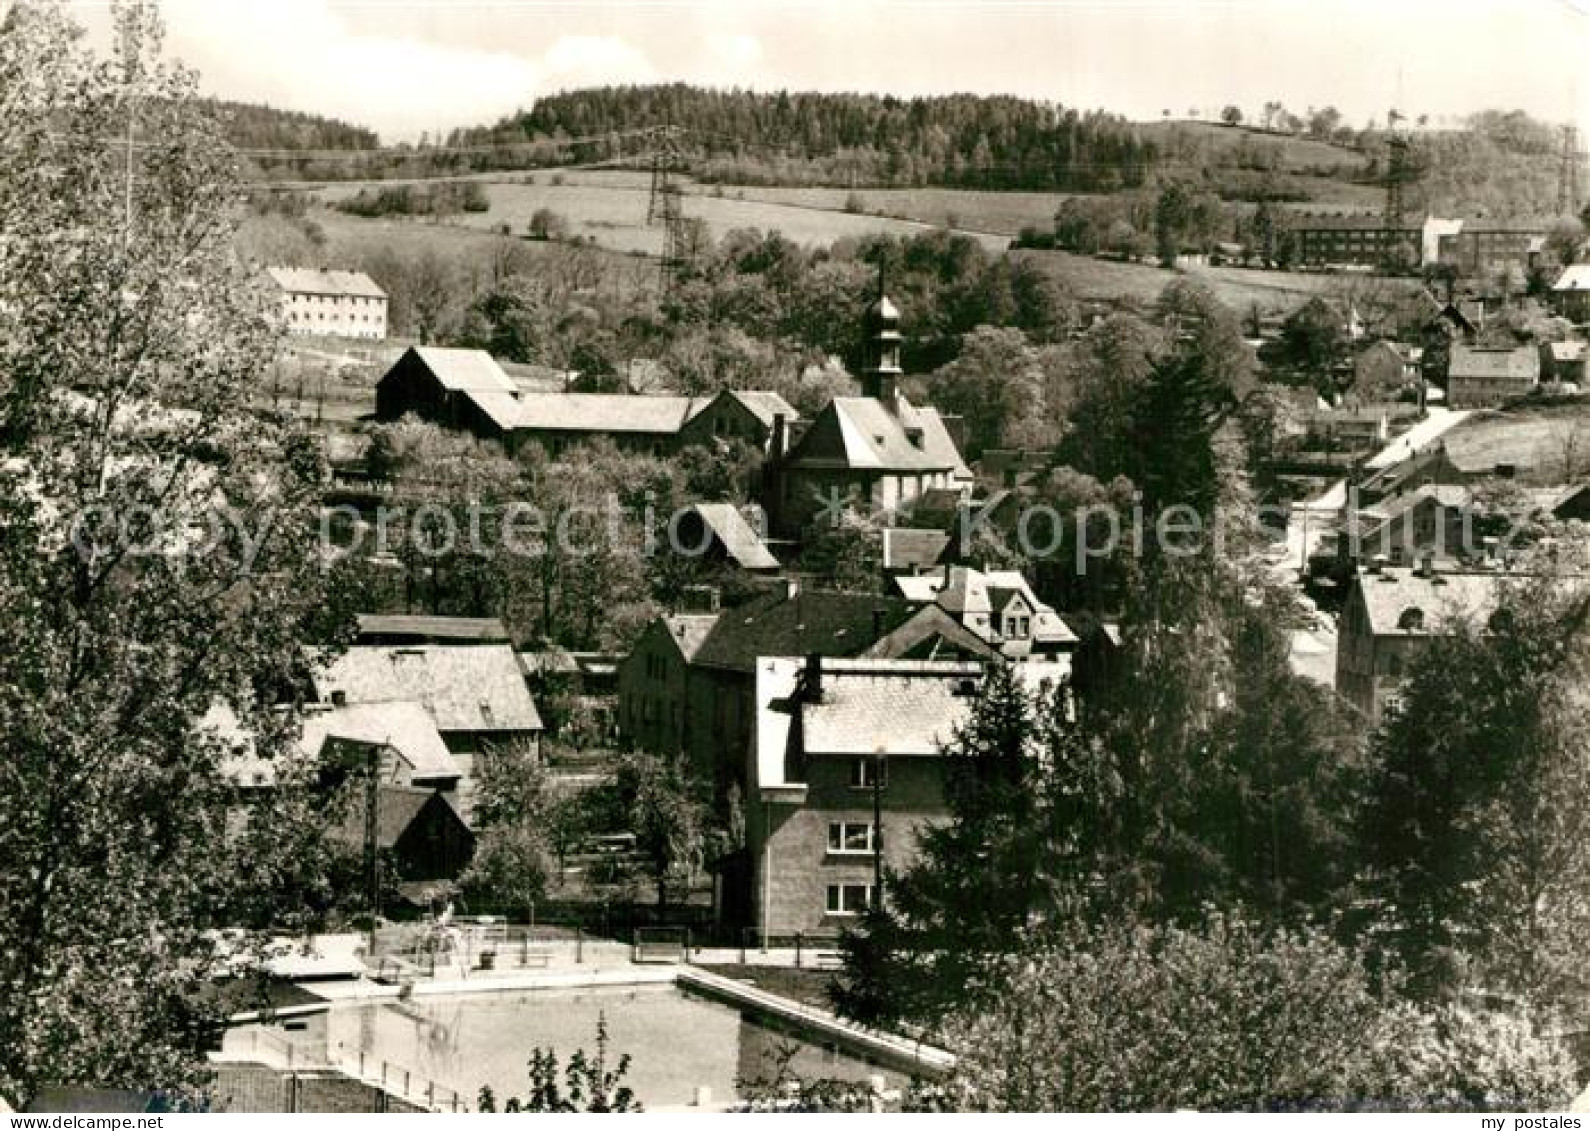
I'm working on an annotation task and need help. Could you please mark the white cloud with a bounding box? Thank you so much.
[703,32,764,84]
[141,0,544,140]
[540,35,656,91]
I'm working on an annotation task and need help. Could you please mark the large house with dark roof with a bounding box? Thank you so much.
[746,655,1063,937]
[763,293,972,536]
[308,643,543,816]
[1336,564,1503,721]
[617,582,994,791]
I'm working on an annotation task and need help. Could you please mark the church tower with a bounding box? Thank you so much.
[861,273,903,407]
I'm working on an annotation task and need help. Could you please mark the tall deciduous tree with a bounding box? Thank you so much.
[1360,563,1590,1003]
[0,1,342,1107]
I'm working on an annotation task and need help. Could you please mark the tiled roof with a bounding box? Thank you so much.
[356,614,510,644]
[514,393,708,435]
[1353,568,1502,636]
[1555,266,1590,293]
[408,346,517,393]
[300,701,459,783]
[686,503,780,570]
[1449,345,1540,382]
[309,644,543,734]
[800,659,983,756]
[266,266,386,299]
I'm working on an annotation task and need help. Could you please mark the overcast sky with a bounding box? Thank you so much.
[69,0,1590,143]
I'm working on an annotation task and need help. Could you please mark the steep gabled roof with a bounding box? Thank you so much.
[782,395,970,477]
[407,346,518,393]
[300,701,459,784]
[1554,265,1590,294]
[309,644,543,734]
[331,786,466,849]
[710,390,800,429]
[685,503,781,571]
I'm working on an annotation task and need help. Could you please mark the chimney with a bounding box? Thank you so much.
[1415,554,1434,578]
[805,653,824,702]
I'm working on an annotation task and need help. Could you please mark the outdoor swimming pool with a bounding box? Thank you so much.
[230,982,905,1109]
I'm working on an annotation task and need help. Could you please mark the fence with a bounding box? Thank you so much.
[222,1025,467,1112]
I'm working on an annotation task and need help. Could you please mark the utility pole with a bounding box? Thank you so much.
[871,750,885,907]
[1558,125,1581,217]
[365,745,382,946]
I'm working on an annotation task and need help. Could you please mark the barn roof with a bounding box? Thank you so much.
[407,346,518,393]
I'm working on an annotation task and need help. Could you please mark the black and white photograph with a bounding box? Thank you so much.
[3,0,1590,1115]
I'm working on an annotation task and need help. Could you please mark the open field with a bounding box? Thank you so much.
[301,171,1401,316]
[1013,248,1405,315]
[1442,403,1590,482]
[1134,119,1370,171]
[313,170,1008,255]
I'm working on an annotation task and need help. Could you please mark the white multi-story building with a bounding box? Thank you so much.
[265,266,387,340]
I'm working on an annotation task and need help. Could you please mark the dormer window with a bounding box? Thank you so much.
[905,426,924,449]
[1397,607,1425,632]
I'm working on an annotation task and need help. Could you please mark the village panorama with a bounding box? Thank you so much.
[5,0,1590,1117]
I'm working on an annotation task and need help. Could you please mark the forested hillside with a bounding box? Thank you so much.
[448,84,1158,191]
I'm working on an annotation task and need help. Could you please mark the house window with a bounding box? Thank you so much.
[827,822,875,855]
[1005,615,1030,639]
[825,883,876,916]
[850,758,886,790]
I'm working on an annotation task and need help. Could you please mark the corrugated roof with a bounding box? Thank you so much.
[309,644,543,734]
[687,503,780,570]
[514,393,708,435]
[409,346,517,393]
[266,266,386,299]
